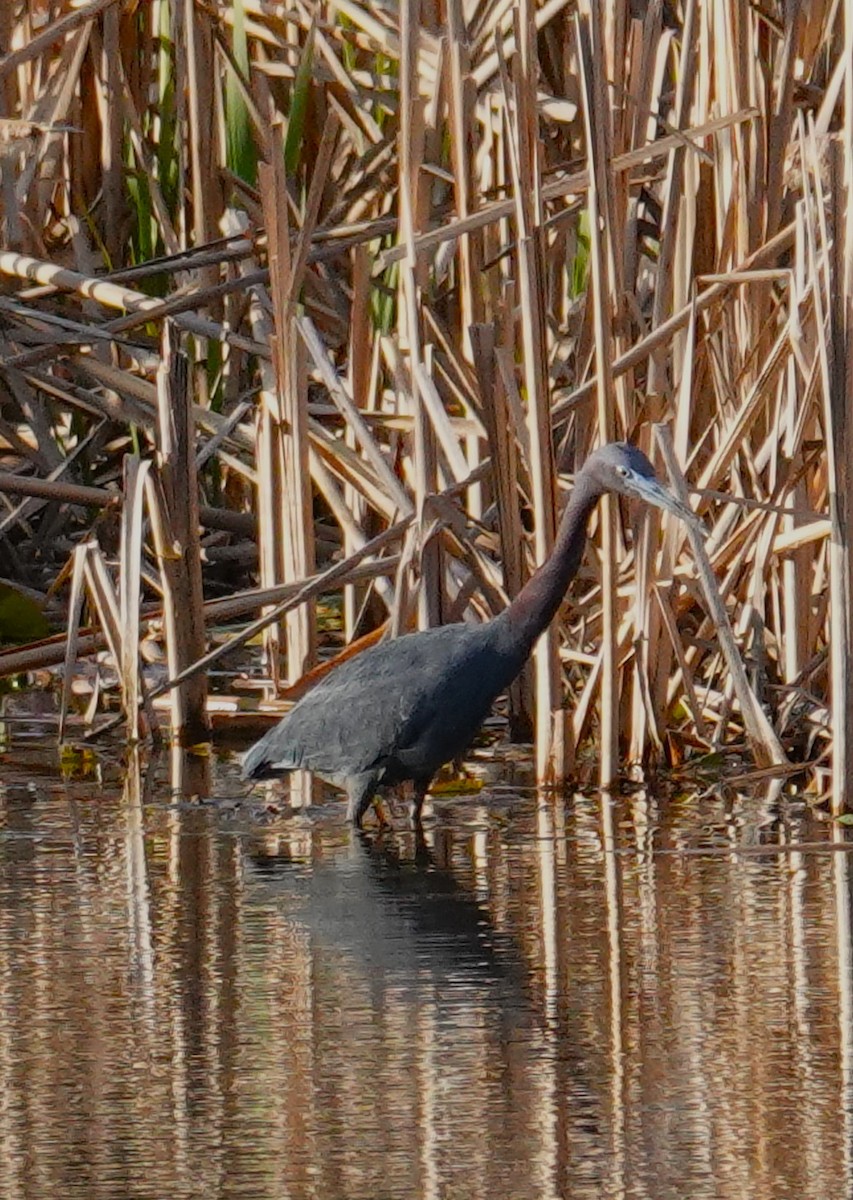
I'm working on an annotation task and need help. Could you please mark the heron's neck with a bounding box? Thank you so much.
[501,478,601,654]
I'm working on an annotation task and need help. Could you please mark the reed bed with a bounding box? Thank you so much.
[0,0,849,805]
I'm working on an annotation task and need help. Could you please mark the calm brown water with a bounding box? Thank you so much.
[0,734,851,1200]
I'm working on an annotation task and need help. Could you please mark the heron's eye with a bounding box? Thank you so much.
[616,465,630,479]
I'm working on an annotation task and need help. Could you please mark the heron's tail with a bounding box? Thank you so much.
[241,732,300,780]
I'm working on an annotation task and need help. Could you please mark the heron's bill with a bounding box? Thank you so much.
[632,476,704,533]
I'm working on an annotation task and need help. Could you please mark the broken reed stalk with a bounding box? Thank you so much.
[150,325,208,744]
[118,456,149,740]
[0,470,255,536]
[470,321,533,737]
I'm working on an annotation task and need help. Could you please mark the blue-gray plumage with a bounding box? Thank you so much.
[242,442,697,825]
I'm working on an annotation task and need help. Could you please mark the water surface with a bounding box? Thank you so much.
[0,735,849,1199]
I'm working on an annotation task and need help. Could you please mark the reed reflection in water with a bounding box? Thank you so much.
[0,742,849,1200]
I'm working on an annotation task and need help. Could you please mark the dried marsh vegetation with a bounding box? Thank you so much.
[0,0,850,805]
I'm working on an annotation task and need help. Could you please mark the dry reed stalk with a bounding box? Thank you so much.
[790,118,846,800]
[96,7,122,266]
[831,2,853,813]
[499,7,563,781]
[446,0,485,520]
[470,321,532,736]
[395,0,470,637]
[825,147,853,812]
[630,1,698,760]
[344,244,373,638]
[182,1,221,264]
[257,126,315,689]
[0,251,268,355]
[642,304,701,755]
[149,325,208,743]
[118,455,148,739]
[0,468,255,537]
[576,12,620,785]
[58,542,97,741]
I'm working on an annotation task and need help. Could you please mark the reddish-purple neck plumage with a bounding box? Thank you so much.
[500,471,604,655]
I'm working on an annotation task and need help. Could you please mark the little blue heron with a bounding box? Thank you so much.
[242,442,696,825]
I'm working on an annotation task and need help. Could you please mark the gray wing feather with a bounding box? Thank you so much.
[242,623,503,782]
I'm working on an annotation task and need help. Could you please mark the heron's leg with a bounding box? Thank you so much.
[410,781,430,826]
[372,796,390,828]
[346,774,379,827]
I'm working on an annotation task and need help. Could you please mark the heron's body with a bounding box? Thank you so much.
[243,443,696,824]
[242,616,526,820]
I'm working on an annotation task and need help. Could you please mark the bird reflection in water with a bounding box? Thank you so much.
[244,825,603,1191]
[247,828,531,1011]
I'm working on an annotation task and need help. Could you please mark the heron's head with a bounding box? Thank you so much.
[582,442,699,526]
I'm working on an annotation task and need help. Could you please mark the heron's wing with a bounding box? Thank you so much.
[244,625,489,780]
[390,635,515,774]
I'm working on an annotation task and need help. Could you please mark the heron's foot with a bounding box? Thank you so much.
[347,800,387,829]
[372,797,390,829]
